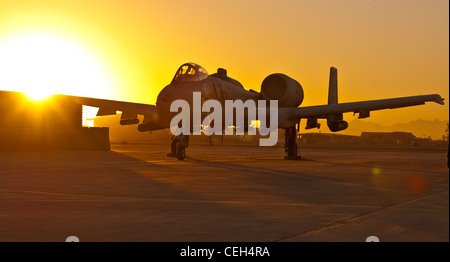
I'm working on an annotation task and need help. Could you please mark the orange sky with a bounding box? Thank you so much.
[0,0,448,126]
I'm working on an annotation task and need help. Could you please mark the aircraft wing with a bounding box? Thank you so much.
[295,94,444,119]
[60,95,157,116]
[57,94,160,129]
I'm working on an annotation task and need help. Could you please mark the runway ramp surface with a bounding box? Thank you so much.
[0,144,448,242]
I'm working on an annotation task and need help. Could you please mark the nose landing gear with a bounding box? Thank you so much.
[167,134,190,160]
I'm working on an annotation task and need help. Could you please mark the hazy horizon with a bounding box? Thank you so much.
[302,118,449,140]
[91,112,448,142]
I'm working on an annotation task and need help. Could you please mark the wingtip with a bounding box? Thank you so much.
[432,95,445,105]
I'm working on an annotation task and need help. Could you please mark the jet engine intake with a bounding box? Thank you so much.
[327,121,348,132]
[261,73,304,107]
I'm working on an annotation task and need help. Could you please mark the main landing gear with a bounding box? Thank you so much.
[284,126,301,160]
[167,127,300,161]
[167,134,190,160]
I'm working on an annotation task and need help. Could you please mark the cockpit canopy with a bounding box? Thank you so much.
[172,63,209,83]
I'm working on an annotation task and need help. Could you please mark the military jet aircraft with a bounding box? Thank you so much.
[42,63,447,160]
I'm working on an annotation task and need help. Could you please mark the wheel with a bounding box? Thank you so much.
[176,142,186,160]
[171,138,179,155]
[166,138,179,157]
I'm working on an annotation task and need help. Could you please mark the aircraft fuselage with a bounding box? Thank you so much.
[155,73,259,129]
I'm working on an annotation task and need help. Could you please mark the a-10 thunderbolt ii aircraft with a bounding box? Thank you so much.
[47,63,446,160]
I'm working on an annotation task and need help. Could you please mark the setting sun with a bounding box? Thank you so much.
[0,32,115,101]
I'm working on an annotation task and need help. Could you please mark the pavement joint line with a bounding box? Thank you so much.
[273,189,449,242]
[183,158,410,193]
[309,159,449,175]
[0,160,166,174]
[0,188,387,209]
[0,160,434,195]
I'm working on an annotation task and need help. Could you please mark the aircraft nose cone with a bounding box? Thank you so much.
[158,95,169,103]
[157,93,172,105]
[156,93,173,114]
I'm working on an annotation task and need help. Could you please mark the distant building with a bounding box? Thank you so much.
[360,132,416,145]
[298,131,429,146]
[0,91,110,150]
[299,133,359,145]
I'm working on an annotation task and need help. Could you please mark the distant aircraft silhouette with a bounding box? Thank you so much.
[5,63,445,160]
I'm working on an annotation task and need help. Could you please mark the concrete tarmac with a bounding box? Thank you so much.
[0,143,448,242]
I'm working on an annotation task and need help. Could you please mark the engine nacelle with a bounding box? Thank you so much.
[327,121,348,132]
[261,73,304,107]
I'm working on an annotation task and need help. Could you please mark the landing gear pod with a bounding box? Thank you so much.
[327,120,349,132]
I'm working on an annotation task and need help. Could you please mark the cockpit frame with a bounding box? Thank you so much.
[171,63,209,83]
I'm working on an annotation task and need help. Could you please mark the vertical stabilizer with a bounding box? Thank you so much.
[328,67,338,104]
[327,67,347,131]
